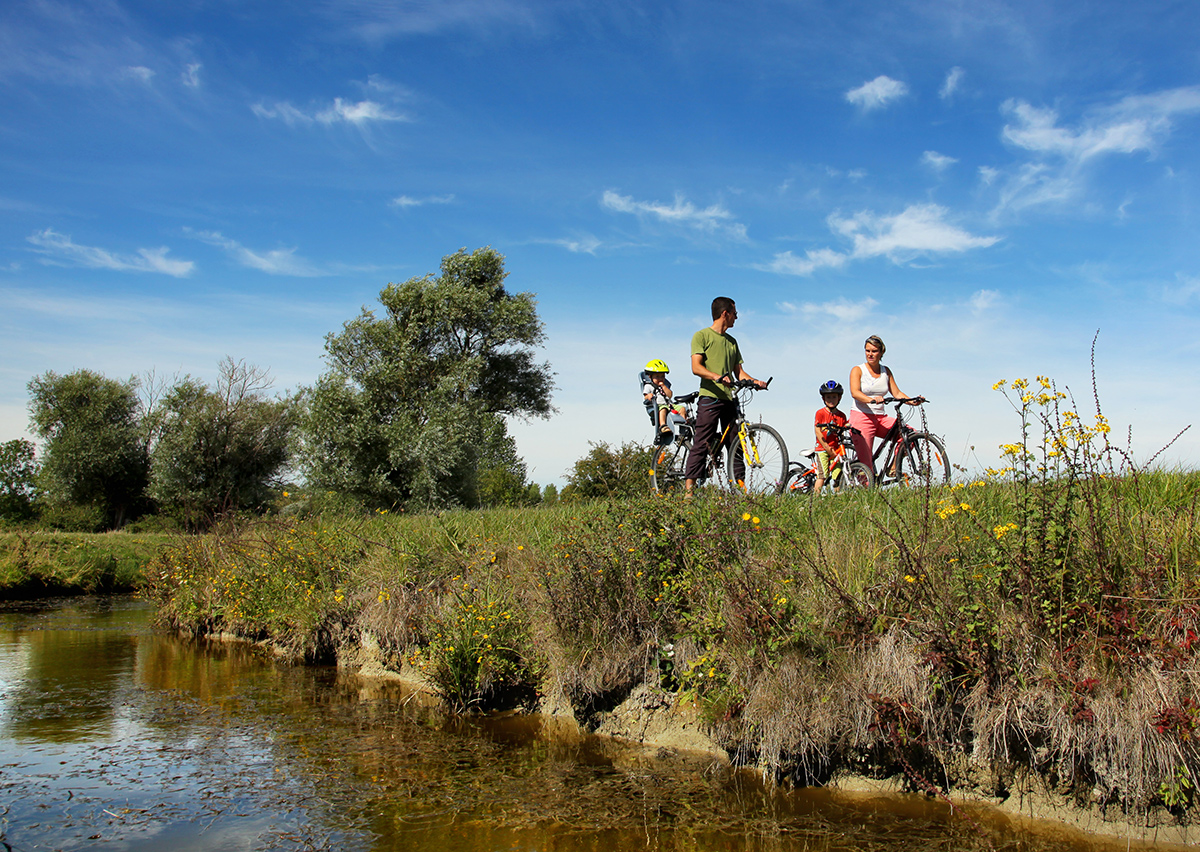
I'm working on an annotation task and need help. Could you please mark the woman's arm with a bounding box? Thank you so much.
[849,365,875,406]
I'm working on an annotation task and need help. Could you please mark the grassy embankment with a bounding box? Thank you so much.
[0,529,175,598]
[147,376,1200,818]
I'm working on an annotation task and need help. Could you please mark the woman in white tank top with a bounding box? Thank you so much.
[848,335,922,473]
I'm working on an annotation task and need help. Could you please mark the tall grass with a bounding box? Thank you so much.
[148,369,1200,817]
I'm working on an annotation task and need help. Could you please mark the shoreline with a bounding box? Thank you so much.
[327,630,1196,850]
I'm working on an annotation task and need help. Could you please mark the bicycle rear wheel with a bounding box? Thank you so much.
[896,433,950,487]
[650,440,690,494]
[728,423,788,495]
[782,464,816,496]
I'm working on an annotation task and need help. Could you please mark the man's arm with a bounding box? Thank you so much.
[692,352,730,385]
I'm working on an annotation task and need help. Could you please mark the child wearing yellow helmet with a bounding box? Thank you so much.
[641,359,674,438]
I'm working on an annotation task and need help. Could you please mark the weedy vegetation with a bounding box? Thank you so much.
[146,367,1200,822]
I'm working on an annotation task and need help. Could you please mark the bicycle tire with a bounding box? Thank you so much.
[834,460,875,491]
[896,432,950,487]
[782,464,816,496]
[650,439,690,494]
[727,423,788,495]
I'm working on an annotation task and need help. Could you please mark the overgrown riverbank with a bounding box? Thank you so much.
[146,462,1200,830]
[0,530,173,598]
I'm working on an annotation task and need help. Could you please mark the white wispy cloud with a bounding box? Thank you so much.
[1162,274,1200,306]
[123,65,155,84]
[988,87,1200,218]
[1002,87,1200,164]
[940,67,964,100]
[26,229,194,277]
[601,190,748,240]
[332,0,542,40]
[252,97,410,126]
[544,235,602,254]
[182,62,201,88]
[758,204,999,277]
[969,289,1000,314]
[845,75,908,111]
[391,194,456,208]
[778,296,879,321]
[190,230,328,277]
[921,150,958,172]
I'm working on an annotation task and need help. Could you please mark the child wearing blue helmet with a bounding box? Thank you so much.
[813,380,848,491]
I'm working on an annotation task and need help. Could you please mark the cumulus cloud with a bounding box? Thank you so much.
[601,190,747,240]
[845,75,908,111]
[757,204,999,276]
[921,150,958,172]
[391,194,455,208]
[27,228,193,277]
[190,230,328,277]
[940,67,964,100]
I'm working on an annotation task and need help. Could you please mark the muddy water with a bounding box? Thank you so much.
[0,596,1153,851]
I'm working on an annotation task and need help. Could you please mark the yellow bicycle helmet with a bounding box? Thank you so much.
[644,359,670,373]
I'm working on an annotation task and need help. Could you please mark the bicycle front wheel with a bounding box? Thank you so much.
[728,424,788,495]
[896,433,950,487]
[650,440,690,494]
[836,460,875,491]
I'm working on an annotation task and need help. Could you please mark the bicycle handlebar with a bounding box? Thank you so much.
[882,396,927,405]
[722,373,771,390]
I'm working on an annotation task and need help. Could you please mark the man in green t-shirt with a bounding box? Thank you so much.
[684,296,768,494]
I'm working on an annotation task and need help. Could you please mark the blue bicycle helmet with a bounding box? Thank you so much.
[819,380,844,396]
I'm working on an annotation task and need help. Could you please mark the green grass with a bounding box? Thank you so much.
[0,530,176,598]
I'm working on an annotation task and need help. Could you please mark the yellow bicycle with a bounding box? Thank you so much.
[650,379,788,495]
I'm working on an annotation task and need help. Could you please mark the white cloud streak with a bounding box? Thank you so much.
[601,190,747,240]
[845,75,908,111]
[940,67,964,100]
[391,194,456,208]
[921,150,958,171]
[190,231,328,277]
[26,229,194,277]
[252,98,410,126]
[759,204,999,277]
[182,62,201,88]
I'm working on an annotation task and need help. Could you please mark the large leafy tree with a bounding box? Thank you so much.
[27,370,149,527]
[148,359,295,525]
[301,247,554,509]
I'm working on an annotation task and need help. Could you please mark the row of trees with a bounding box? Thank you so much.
[1,248,557,530]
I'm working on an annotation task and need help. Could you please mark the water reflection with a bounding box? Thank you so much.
[0,596,1162,851]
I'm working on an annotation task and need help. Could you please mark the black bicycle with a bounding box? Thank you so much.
[650,379,788,496]
[869,397,950,487]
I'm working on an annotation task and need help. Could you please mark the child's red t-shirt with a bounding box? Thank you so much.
[814,407,848,452]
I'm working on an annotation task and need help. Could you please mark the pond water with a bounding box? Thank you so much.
[0,595,1159,851]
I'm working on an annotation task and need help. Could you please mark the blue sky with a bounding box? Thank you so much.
[2,0,1199,487]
